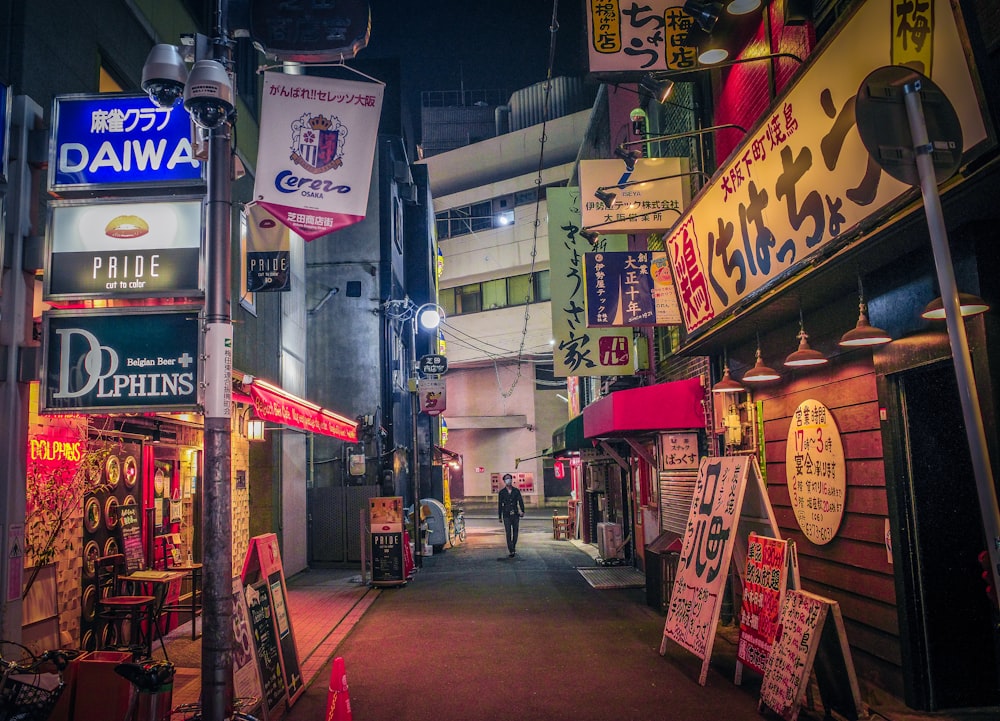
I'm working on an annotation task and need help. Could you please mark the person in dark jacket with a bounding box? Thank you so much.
[498,473,525,557]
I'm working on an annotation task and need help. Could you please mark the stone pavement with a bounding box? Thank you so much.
[160,513,997,721]
[161,568,379,711]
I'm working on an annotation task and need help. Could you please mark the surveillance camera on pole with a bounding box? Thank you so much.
[141,44,189,108]
[184,59,235,129]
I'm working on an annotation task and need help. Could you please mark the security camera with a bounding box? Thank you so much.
[183,59,235,129]
[141,44,188,108]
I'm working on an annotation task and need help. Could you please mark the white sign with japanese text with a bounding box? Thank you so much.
[579,158,690,232]
[665,0,988,334]
[255,72,383,241]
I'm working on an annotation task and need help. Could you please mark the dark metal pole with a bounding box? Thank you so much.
[411,315,422,568]
[201,1,235,718]
[903,82,1000,611]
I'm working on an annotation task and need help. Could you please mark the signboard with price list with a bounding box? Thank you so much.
[758,590,863,721]
[661,455,779,685]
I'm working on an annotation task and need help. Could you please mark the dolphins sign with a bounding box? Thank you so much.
[41,307,201,413]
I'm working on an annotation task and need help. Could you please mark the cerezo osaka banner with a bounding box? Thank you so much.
[254,72,383,241]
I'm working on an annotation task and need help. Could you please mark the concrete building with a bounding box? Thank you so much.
[419,79,595,507]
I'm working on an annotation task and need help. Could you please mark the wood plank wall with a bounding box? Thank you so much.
[753,354,904,698]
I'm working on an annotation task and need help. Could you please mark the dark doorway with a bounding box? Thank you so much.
[896,361,999,709]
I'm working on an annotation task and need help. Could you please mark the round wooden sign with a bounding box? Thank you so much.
[785,399,846,545]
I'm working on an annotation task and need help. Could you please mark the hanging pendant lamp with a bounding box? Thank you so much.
[840,277,891,347]
[785,311,828,367]
[742,336,781,383]
[712,350,745,393]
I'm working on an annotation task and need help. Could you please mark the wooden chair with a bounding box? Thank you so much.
[95,554,156,659]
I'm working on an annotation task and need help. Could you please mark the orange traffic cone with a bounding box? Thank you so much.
[325,656,352,721]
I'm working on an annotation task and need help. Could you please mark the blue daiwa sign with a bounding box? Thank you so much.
[49,94,204,193]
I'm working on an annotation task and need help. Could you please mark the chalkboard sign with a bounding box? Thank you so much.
[371,531,405,586]
[246,580,286,716]
[268,571,303,702]
[231,577,265,720]
[118,504,144,572]
[759,590,864,721]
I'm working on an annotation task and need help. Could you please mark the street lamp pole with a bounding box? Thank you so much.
[200,2,234,720]
[409,316,423,569]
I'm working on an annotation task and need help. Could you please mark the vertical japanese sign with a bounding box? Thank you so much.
[738,533,791,674]
[785,399,846,545]
[664,0,987,335]
[586,0,688,75]
[547,187,633,377]
[254,72,383,241]
[584,250,681,326]
[663,456,750,683]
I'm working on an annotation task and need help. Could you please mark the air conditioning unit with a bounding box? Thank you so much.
[597,522,623,560]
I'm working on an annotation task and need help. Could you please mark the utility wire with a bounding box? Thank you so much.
[494,0,560,401]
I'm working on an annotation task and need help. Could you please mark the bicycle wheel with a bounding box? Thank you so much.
[458,520,467,542]
[447,519,456,548]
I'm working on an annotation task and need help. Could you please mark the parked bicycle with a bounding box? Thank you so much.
[0,641,76,721]
[447,506,467,547]
[170,696,260,721]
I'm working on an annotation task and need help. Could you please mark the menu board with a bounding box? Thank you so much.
[759,590,863,721]
[737,534,791,674]
[241,533,305,707]
[119,504,144,573]
[661,455,780,686]
[246,580,286,715]
[371,532,404,586]
[232,576,265,718]
[269,571,303,701]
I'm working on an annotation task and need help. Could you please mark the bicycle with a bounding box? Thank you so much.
[170,696,260,720]
[0,641,76,721]
[447,506,467,547]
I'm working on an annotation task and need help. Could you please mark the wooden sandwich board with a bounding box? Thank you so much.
[661,455,780,685]
[759,589,865,721]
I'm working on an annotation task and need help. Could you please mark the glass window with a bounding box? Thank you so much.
[439,288,456,317]
[481,279,508,309]
[533,270,551,302]
[470,201,491,232]
[436,214,451,240]
[508,274,532,305]
[457,284,482,314]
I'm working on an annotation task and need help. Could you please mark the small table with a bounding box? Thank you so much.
[122,569,186,660]
[158,563,203,640]
[552,515,570,540]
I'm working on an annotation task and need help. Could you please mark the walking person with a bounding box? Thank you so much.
[498,473,525,557]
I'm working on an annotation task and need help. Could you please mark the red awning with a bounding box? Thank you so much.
[582,377,705,438]
[239,378,358,442]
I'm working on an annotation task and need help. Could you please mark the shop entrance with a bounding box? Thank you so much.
[894,360,999,709]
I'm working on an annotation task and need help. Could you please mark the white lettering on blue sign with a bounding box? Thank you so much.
[58,138,198,175]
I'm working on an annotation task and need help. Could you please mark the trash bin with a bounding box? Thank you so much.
[645,532,682,612]
[419,498,447,553]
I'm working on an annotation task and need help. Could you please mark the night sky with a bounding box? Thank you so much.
[360,1,587,137]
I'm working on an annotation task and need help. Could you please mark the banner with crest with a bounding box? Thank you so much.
[254,72,384,241]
